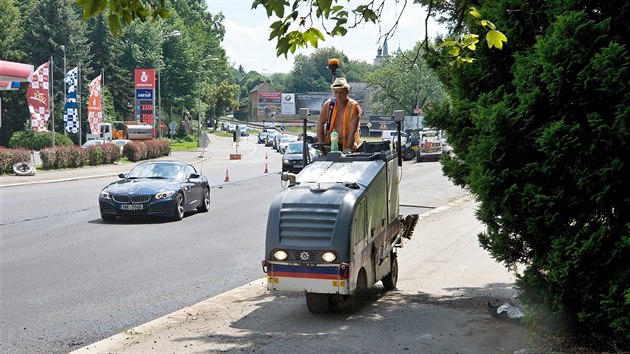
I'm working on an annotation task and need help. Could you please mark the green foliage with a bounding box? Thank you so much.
[428,1,630,345]
[364,45,447,115]
[9,130,74,150]
[75,0,170,36]
[0,148,32,175]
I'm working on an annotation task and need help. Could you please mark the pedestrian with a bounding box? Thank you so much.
[316,77,363,153]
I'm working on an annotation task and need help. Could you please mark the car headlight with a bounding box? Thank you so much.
[273,249,288,261]
[283,159,289,164]
[100,190,111,199]
[155,191,176,199]
[321,251,337,263]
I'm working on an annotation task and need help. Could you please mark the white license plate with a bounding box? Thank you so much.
[121,204,143,210]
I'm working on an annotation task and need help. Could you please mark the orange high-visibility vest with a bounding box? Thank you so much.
[325,99,359,149]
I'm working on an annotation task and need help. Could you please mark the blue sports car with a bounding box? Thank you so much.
[99,160,210,222]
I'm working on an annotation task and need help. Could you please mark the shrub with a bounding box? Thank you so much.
[123,141,147,162]
[0,147,32,175]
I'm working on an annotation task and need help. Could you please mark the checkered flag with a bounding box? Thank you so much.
[64,67,79,133]
[87,74,102,134]
[26,62,50,132]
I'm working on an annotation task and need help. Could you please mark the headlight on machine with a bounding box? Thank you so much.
[100,190,111,199]
[155,191,176,199]
[321,251,337,263]
[272,249,289,261]
[283,159,289,164]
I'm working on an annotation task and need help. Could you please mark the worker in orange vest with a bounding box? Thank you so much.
[316,77,363,153]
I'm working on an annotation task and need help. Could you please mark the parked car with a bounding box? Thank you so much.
[282,142,316,173]
[111,139,131,152]
[278,136,296,154]
[98,160,210,222]
[81,140,106,148]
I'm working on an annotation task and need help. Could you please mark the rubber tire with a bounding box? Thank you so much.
[402,148,416,161]
[172,193,185,221]
[306,292,332,313]
[197,187,210,212]
[382,253,398,290]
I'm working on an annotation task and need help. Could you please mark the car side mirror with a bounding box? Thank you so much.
[189,173,200,179]
[118,173,126,178]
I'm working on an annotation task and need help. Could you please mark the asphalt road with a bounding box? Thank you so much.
[0,136,469,354]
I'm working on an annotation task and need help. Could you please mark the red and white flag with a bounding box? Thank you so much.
[87,74,102,134]
[26,62,50,132]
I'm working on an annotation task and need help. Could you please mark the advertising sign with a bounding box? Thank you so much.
[134,69,155,89]
[136,89,153,100]
[257,91,281,117]
[296,93,329,116]
[369,115,396,131]
[281,93,295,115]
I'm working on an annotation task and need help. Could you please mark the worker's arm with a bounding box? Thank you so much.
[316,100,330,143]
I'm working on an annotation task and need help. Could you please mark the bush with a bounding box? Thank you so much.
[9,130,73,150]
[123,141,147,162]
[0,147,32,175]
[122,139,170,162]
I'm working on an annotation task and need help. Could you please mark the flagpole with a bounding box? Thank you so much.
[78,62,82,146]
[50,56,55,147]
[61,45,67,136]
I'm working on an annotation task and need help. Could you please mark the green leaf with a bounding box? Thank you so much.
[448,46,460,57]
[480,19,496,30]
[486,30,507,49]
[441,39,457,47]
[107,13,122,36]
[469,7,481,19]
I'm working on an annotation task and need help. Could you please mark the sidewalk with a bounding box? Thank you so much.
[70,196,541,354]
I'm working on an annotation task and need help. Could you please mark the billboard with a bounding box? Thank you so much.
[257,91,281,117]
[295,93,329,116]
[281,93,295,115]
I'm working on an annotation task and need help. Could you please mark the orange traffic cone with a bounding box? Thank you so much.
[265,153,268,160]
[264,163,268,173]
[224,169,230,182]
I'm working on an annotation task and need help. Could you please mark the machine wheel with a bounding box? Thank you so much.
[172,193,185,221]
[306,292,332,313]
[197,187,210,212]
[402,148,416,161]
[382,253,398,290]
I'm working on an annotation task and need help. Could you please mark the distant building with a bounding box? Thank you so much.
[248,80,281,118]
[374,38,390,64]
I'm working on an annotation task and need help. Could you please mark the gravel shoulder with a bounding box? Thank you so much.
[72,196,553,354]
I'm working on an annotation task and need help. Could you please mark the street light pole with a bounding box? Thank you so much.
[197,55,219,147]
[158,30,181,139]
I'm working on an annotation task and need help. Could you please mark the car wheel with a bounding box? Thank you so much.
[172,193,185,221]
[197,187,210,212]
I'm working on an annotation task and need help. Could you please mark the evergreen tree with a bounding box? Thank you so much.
[23,0,92,143]
[0,0,28,146]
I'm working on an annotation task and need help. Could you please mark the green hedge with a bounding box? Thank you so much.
[0,147,32,175]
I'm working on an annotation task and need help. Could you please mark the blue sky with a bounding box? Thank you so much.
[205,0,444,73]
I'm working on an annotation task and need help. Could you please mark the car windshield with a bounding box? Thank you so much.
[285,143,304,154]
[127,163,184,180]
